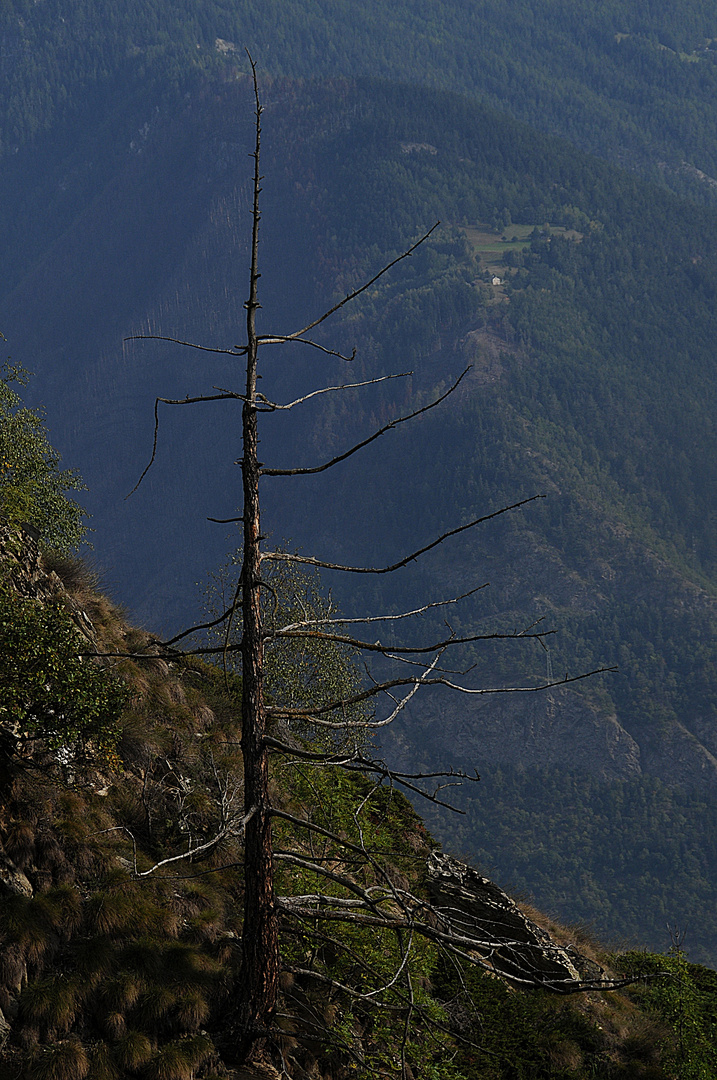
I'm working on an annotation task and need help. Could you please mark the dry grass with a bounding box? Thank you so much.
[516,896,613,972]
[86,1043,121,1080]
[20,976,82,1037]
[4,823,36,869]
[28,1038,90,1080]
[114,1031,153,1071]
[42,553,99,594]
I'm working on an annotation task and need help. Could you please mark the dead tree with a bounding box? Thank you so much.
[127,57,616,1068]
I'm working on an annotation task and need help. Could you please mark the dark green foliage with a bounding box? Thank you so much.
[0,364,87,554]
[424,767,717,966]
[437,965,607,1078]
[274,758,453,1080]
[616,947,717,1078]
[0,590,127,758]
[4,0,717,216]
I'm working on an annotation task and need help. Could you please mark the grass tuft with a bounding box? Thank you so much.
[143,1035,213,1080]
[174,987,210,1030]
[28,1039,89,1080]
[102,1011,126,1039]
[86,1042,119,1080]
[4,822,36,869]
[85,884,162,937]
[20,975,81,1036]
[135,982,177,1025]
[113,1030,153,1070]
[98,972,142,1014]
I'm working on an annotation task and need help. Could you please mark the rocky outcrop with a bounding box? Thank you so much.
[0,848,33,899]
[427,851,601,989]
[0,519,96,644]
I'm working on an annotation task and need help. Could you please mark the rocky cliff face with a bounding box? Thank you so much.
[427,852,595,988]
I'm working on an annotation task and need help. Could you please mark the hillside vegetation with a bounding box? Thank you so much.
[3,0,717,969]
[4,0,717,208]
[2,521,717,1079]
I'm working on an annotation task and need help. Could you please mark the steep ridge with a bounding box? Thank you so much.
[4,522,701,1079]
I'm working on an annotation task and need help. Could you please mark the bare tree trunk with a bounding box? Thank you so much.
[125,60,614,1071]
[237,64,279,1058]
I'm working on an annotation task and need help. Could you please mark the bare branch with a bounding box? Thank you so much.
[258,335,357,362]
[159,600,242,648]
[267,626,554,653]
[127,392,243,497]
[434,666,616,694]
[125,333,247,356]
[381,650,480,675]
[398,938,414,1080]
[275,222,440,345]
[282,967,408,1009]
[266,741,478,786]
[274,852,388,912]
[104,805,256,879]
[282,923,430,1012]
[271,807,434,868]
[256,372,411,412]
[100,611,543,663]
[279,900,658,994]
[222,574,243,692]
[269,585,488,632]
[266,738,478,810]
[261,495,543,574]
[265,665,616,725]
[261,367,470,476]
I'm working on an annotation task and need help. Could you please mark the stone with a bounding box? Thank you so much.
[426,851,582,988]
[0,849,33,898]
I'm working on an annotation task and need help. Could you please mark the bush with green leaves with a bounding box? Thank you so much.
[0,361,87,554]
[275,761,456,1080]
[616,945,717,1079]
[0,589,127,758]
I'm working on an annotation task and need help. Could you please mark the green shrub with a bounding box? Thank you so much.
[0,362,87,554]
[616,947,717,1079]
[0,590,127,760]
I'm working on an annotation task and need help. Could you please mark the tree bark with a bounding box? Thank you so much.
[236,63,279,1059]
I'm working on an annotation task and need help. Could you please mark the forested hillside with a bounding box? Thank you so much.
[3,5,717,964]
[4,0,717,207]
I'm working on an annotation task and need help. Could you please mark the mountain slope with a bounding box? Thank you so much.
[5,523,705,1080]
[4,75,717,959]
[4,0,717,207]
